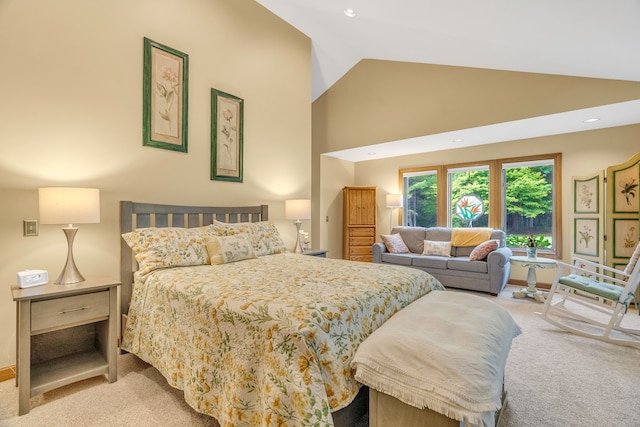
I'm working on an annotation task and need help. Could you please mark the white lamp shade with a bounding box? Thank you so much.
[39,187,101,225]
[386,194,403,208]
[285,199,311,220]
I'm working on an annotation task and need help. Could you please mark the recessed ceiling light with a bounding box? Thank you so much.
[367,152,376,156]
[344,8,357,18]
[583,118,600,123]
[453,138,464,142]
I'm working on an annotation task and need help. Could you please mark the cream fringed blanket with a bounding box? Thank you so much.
[352,291,521,427]
[451,227,493,246]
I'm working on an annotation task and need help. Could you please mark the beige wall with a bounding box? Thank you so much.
[0,0,311,368]
[313,59,640,285]
[313,59,640,154]
[350,126,640,284]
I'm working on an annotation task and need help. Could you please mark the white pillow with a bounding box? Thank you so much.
[422,240,452,257]
[205,234,257,265]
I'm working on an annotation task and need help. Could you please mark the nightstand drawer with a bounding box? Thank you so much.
[31,291,109,334]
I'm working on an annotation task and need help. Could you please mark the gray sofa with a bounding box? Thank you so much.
[372,226,512,295]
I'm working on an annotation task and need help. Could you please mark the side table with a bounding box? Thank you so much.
[509,256,557,302]
[11,277,120,415]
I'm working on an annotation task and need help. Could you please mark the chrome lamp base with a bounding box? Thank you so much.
[292,220,304,254]
[55,227,86,285]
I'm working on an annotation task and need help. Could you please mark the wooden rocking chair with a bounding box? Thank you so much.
[538,242,640,347]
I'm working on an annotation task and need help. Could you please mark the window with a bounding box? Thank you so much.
[501,158,556,253]
[402,168,438,227]
[400,153,562,256]
[448,165,489,228]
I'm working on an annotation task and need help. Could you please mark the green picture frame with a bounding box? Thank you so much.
[211,88,243,182]
[142,37,188,152]
[612,161,639,213]
[613,218,639,258]
[573,175,599,214]
[574,218,599,257]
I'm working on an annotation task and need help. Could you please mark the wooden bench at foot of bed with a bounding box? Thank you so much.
[352,291,521,427]
[369,388,508,427]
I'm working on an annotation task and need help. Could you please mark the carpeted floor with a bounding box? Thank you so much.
[1,285,639,426]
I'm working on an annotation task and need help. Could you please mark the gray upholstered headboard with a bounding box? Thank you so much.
[119,201,268,319]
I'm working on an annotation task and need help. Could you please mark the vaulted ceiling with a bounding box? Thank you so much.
[256,0,640,160]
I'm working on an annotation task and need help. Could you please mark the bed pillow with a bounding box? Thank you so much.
[205,234,257,265]
[207,221,287,256]
[469,239,499,261]
[380,233,410,254]
[122,227,209,276]
[422,240,452,257]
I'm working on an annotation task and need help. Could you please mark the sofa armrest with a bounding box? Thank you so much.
[372,242,387,263]
[487,246,512,267]
[486,246,513,294]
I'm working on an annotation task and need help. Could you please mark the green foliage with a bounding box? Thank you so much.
[506,233,551,248]
[406,174,438,226]
[450,170,489,227]
[406,165,553,231]
[505,167,552,218]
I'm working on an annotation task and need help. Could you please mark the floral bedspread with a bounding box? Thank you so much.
[122,253,443,426]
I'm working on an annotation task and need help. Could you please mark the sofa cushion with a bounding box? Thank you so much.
[422,240,452,257]
[424,227,453,242]
[447,258,489,273]
[454,246,475,257]
[380,233,410,254]
[381,253,413,266]
[490,229,507,247]
[412,256,449,270]
[391,226,428,254]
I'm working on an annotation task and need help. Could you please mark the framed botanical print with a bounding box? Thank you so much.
[612,161,639,213]
[211,88,243,182]
[613,218,639,258]
[574,218,599,257]
[143,37,189,152]
[574,175,599,214]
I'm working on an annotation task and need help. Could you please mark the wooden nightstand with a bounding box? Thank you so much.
[11,278,120,415]
[303,249,328,258]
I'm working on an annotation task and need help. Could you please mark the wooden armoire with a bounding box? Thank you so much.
[343,186,377,261]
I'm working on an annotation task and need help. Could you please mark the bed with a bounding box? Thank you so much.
[119,201,444,426]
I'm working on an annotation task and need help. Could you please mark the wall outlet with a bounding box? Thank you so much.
[23,220,38,236]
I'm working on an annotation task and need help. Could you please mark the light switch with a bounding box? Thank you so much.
[23,220,38,236]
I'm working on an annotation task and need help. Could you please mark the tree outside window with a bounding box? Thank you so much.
[400,154,560,255]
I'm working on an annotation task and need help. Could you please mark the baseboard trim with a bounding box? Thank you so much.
[508,279,551,290]
[0,365,16,382]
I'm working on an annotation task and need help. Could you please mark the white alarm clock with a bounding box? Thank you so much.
[17,270,49,288]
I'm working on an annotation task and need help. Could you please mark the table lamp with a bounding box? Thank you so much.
[285,199,311,253]
[39,187,101,284]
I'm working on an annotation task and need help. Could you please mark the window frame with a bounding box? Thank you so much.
[446,163,491,228]
[399,153,562,258]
